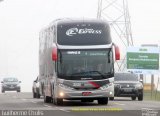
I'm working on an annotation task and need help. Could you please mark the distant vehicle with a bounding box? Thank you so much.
[38,18,120,105]
[110,72,143,101]
[32,76,40,98]
[1,77,21,93]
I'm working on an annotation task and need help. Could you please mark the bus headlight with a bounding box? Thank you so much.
[109,91,113,95]
[100,85,108,90]
[59,92,64,97]
[58,83,74,90]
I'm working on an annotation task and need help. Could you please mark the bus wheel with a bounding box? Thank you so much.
[98,98,108,105]
[44,96,52,103]
[109,97,114,100]
[55,98,63,106]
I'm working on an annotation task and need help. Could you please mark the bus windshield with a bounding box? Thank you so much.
[57,49,114,80]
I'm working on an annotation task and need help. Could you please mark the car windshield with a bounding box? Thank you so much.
[57,49,114,80]
[3,78,18,82]
[114,73,138,81]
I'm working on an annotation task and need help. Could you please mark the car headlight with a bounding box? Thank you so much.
[135,83,143,89]
[58,83,74,90]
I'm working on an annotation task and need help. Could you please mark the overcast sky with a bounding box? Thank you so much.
[0,0,160,92]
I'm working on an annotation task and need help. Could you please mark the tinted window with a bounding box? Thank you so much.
[115,73,138,81]
[57,22,111,45]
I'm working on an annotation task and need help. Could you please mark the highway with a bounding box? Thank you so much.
[0,92,160,116]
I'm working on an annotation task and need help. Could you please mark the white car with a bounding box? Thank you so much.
[32,76,40,98]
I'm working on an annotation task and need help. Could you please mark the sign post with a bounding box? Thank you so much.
[127,46,160,99]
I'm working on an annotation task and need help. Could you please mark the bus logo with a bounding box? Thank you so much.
[66,28,102,36]
[66,28,78,36]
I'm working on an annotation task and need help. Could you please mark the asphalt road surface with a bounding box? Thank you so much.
[0,92,160,116]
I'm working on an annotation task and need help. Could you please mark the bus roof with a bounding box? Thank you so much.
[56,18,109,26]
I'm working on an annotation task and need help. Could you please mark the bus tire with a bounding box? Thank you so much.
[98,98,108,105]
[109,97,114,100]
[57,98,63,106]
[44,96,52,103]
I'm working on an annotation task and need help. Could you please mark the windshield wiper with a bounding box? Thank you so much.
[70,71,88,76]
[87,71,106,79]
[70,70,113,78]
[70,71,106,79]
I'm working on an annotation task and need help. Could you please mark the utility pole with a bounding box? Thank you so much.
[97,0,133,72]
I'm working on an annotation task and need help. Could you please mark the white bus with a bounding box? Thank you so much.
[38,19,120,105]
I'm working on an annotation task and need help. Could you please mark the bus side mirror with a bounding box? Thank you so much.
[52,47,57,61]
[113,44,120,60]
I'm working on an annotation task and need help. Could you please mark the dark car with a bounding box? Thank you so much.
[32,76,40,98]
[110,72,143,101]
[1,77,21,93]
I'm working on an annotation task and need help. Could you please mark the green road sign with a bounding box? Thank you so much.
[127,47,159,74]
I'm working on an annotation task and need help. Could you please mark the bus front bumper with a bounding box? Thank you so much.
[55,87,114,99]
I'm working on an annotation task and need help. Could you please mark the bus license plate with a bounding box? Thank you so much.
[82,92,92,96]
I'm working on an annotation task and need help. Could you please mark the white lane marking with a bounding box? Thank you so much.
[59,108,70,112]
[31,101,37,103]
[21,99,27,101]
[142,108,149,109]
[44,105,52,108]
[114,102,125,105]
[12,96,17,98]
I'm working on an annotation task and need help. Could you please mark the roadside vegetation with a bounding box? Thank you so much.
[144,90,160,101]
